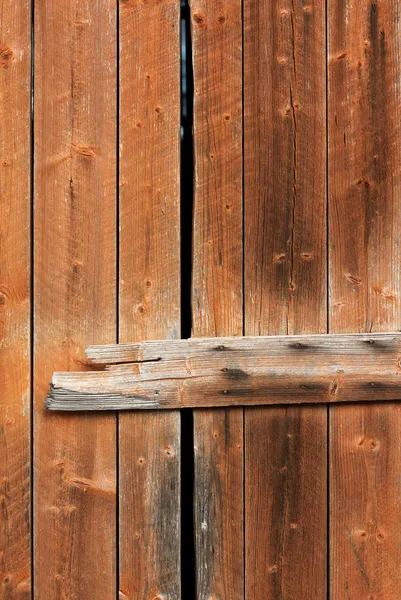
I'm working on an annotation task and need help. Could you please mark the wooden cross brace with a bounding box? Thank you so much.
[46,332,401,411]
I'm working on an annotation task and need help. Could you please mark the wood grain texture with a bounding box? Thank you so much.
[47,332,401,410]
[0,1,31,597]
[82,331,401,364]
[118,1,181,597]
[34,1,117,598]
[190,0,243,596]
[244,0,327,596]
[329,0,401,596]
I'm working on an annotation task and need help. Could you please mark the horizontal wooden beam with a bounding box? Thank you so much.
[46,332,401,410]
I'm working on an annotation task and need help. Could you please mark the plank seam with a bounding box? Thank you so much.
[116,1,120,597]
[30,1,35,595]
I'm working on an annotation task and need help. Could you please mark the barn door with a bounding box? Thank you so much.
[2,0,401,598]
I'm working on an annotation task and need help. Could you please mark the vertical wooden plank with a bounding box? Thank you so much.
[190,0,243,597]
[118,1,181,598]
[34,1,117,598]
[0,2,31,597]
[244,0,327,596]
[329,0,401,596]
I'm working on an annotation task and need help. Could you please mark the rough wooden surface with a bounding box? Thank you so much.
[244,0,327,595]
[190,0,244,596]
[0,1,31,597]
[118,0,181,597]
[329,0,401,596]
[84,331,401,361]
[34,1,117,597]
[47,332,401,409]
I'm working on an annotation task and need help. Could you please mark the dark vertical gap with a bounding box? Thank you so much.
[116,0,120,597]
[180,409,195,598]
[180,0,196,597]
[181,0,193,340]
[325,0,330,596]
[30,0,35,595]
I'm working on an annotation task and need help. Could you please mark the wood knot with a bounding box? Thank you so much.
[72,260,83,274]
[345,273,362,285]
[163,445,175,457]
[193,12,206,27]
[0,46,14,67]
[136,304,147,316]
[75,145,97,157]
[374,285,396,300]
[376,530,385,542]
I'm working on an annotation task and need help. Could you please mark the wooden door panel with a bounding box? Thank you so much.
[34,1,117,597]
[119,1,182,598]
[329,0,401,596]
[191,0,244,596]
[0,1,31,596]
[244,0,327,597]
[3,0,401,596]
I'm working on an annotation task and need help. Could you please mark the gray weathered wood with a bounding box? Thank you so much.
[47,332,401,410]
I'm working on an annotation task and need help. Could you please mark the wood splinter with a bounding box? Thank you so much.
[46,332,401,410]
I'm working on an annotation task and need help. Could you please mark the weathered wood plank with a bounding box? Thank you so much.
[47,332,401,409]
[119,0,181,597]
[329,0,401,596]
[244,0,327,595]
[190,0,244,596]
[34,1,117,597]
[0,1,31,596]
[84,331,401,362]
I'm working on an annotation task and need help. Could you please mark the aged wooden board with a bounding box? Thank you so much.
[34,1,117,597]
[46,333,401,410]
[0,1,31,597]
[190,0,244,597]
[329,0,401,596]
[244,0,327,595]
[118,0,181,597]
[83,331,401,362]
